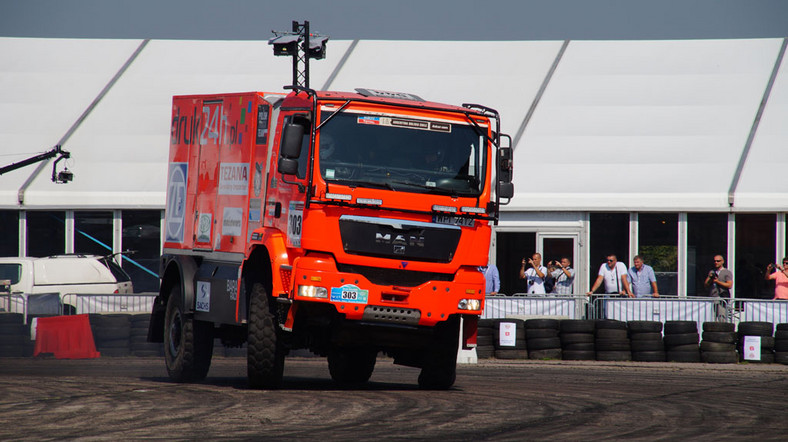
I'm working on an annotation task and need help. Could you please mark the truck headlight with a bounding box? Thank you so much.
[458,298,481,311]
[298,285,328,299]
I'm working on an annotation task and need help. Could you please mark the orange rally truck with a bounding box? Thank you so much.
[148,86,513,389]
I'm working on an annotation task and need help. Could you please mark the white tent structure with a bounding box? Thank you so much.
[1,36,787,295]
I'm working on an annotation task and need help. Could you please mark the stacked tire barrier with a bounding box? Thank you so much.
[776,324,788,365]
[493,318,528,359]
[737,321,774,363]
[129,314,163,357]
[664,321,701,362]
[476,319,495,359]
[0,313,34,357]
[560,319,596,361]
[525,319,561,360]
[628,321,665,362]
[89,314,131,357]
[595,320,631,361]
[700,322,738,364]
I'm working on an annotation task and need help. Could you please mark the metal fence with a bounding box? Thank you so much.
[61,293,157,315]
[483,294,788,329]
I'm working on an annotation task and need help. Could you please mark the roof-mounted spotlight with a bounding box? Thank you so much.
[269,34,300,57]
[269,21,329,89]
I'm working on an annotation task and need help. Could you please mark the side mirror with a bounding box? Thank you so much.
[280,123,305,159]
[498,182,514,199]
[278,157,299,175]
[498,146,513,184]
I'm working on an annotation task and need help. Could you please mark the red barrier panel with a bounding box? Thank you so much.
[34,314,100,359]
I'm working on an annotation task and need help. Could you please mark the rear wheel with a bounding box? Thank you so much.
[328,347,377,384]
[418,317,459,390]
[164,283,214,382]
[247,282,285,389]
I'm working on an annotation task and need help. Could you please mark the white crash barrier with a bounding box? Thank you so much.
[482,294,584,319]
[597,296,718,331]
[741,299,788,324]
[61,293,157,314]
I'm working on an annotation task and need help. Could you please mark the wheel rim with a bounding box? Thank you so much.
[168,309,182,356]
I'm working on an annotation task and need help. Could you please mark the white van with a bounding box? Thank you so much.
[0,254,133,314]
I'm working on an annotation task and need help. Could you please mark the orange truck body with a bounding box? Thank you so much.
[150,88,510,387]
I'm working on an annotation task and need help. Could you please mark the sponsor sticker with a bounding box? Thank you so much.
[330,284,369,304]
[196,213,212,243]
[499,322,517,347]
[218,163,249,195]
[165,163,188,242]
[222,207,243,236]
[287,201,303,248]
[196,281,211,312]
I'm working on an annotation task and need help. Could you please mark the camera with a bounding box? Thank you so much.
[708,271,717,280]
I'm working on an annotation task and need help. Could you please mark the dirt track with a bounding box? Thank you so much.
[0,356,786,440]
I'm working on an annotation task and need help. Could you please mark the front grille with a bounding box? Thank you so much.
[362,305,420,325]
[337,263,452,287]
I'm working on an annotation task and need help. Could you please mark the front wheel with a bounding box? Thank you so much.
[247,282,285,389]
[164,283,214,382]
[418,317,460,390]
[328,346,377,384]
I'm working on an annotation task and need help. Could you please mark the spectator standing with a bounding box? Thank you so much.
[628,255,659,298]
[479,264,500,295]
[705,254,733,321]
[587,254,631,296]
[765,257,788,300]
[520,253,548,294]
[550,257,575,294]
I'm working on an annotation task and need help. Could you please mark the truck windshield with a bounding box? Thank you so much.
[317,110,487,197]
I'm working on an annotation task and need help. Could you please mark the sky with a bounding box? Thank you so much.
[1,0,787,41]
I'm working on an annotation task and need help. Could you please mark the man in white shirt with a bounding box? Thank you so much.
[520,253,548,294]
[587,254,632,297]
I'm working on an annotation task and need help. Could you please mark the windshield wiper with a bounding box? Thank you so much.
[316,100,352,131]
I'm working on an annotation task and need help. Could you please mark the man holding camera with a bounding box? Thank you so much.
[765,257,788,300]
[520,253,548,294]
[549,257,575,294]
[705,255,733,320]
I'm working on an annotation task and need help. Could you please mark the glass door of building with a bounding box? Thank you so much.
[537,233,579,295]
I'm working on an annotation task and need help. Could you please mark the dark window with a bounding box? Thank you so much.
[638,213,678,296]
[688,213,727,296]
[26,211,65,257]
[0,211,19,257]
[0,263,22,284]
[589,213,629,288]
[735,214,775,299]
[98,256,131,282]
[122,210,161,293]
[495,232,536,296]
[75,211,113,256]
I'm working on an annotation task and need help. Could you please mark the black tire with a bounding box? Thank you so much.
[630,339,664,352]
[476,346,494,359]
[776,323,788,331]
[632,351,666,362]
[596,351,632,361]
[702,332,737,344]
[0,313,24,325]
[562,350,596,360]
[737,321,773,336]
[663,333,699,347]
[701,351,738,364]
[563,342,595,351]
[628,321,663,333]
[666,350,701,363]
[560,333,595,345]
[630,332,663,341]
[328,347,377,384]
[774,330,788,340]
[476,334,493,347]
[760,352,776,364]
[418,316,460,390]
[525,318,560,330]
[700,341,736,352]
[476,326,493,337]
[560,320,596,334]
[595,329,628,340]
[595,339,630,352]
[164,284,214,382]
[702,322,734,333]
[668,344,700,352]
[494,320,526,349]
[478,318,496,329]
[529,348,562,360]
[494,349,529,359]
[99,347,131,357]
[774,340,788,352]
[595,319,627,330]
[664,321,697,334]
[247,282,285,389]
[775,352,788,364]
[526,328,560,339]
[526,337,561,351]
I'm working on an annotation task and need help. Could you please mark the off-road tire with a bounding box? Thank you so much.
[247,283,285,389]
[164,284,214,382]
[664,321,697,334]
[328,347,378,384]
[418,317,459,390]
[627,321,663,333]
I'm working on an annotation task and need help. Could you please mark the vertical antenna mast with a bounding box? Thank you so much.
[269,20,329,89]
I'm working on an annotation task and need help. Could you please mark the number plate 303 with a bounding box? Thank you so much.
[330,284,369,304]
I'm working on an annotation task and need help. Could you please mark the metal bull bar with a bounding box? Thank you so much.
[61,293,157,315]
